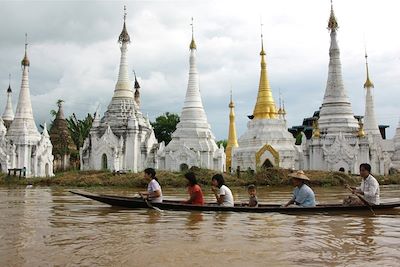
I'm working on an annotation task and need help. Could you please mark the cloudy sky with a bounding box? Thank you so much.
[0,0,399,140]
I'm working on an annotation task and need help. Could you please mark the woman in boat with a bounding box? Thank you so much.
[182,172,204,205]
[139,168,163,203]
[211,174,234,207]
[283,170,316,207]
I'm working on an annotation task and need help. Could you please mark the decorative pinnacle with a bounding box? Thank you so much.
[260,20,266,56]
[327,0,339,31]
[364,52,374,89]
[7,73,11,93]
[190,17,197,50]
[229,89,234,108]
[21,33,30,67]
[133,70,140,89]
[118,6,131,44]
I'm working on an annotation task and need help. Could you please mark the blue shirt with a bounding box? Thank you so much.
[292,184,316,207]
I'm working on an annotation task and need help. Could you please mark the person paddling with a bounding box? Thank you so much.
[139,168,163,203]
[348,163,380,205]
[283,170,316,207]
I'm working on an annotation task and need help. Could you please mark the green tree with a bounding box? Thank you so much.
[216,139,228,149]
[66,113,94,150]
[151,112,180,145]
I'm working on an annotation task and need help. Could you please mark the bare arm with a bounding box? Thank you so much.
[212,186,224,205]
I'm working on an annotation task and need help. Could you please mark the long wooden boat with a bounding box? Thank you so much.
[70,190,400,214]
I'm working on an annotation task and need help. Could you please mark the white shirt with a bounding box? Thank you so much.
[219,185,234,207]
[147,179,163,203]
[357,174,380,205]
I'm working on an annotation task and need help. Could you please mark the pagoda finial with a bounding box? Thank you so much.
[190,17,197,50]
[21,33,30,67]
[327,0,339,31]
[118,6,131,44]
[7,73,11,93]
[229,88,234,108]
[363,51,374,89]
[260,19,266,56]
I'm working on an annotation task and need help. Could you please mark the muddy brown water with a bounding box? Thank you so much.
[1,186,400,266]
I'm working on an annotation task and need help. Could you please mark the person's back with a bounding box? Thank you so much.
[293,184,315,207]
[188,184,204,205]
[359,174,380,205]
[219,185,234,207]
[147,178,163,203]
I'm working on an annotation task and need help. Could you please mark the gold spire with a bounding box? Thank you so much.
[190,17,197,50]
[118,6,131,44]
[327,0,339,31]
[363,52,374,89]
[21,33,30,67]
[226,89,238,171]
[252,24,277,119]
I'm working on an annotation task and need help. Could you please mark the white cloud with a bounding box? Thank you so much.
[0,0,399,140]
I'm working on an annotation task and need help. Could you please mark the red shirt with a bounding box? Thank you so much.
[187,184,204,205]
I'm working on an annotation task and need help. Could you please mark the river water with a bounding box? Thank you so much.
[1,185,399,266]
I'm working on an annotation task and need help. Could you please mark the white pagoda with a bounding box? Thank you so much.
[2,76,14,129]
[231,32,299,171]
[302,3,391,175]
[80,8,158,172]
[0,37,54,177]
[156,21,225,172]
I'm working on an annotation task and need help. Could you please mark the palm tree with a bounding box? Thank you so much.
[66,113,94,150]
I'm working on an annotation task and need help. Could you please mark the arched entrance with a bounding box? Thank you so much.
[262,159,273,169]
[101,154,108,170]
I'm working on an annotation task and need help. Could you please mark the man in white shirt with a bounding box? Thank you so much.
[350,163,380,205]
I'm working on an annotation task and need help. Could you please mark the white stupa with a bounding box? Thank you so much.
[156,20,225,172]
[2,75,14,129]
[231,30,299,171]
[1,36,54,177]
[303,3,391,175]
[80,7,158,172]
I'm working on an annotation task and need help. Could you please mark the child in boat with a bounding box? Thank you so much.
[211,174,234,207]
[182,172,204,205]
[247,184,258,207]
[138,168,163,203]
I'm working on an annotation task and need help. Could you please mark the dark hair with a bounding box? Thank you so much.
[211,174,225,188]
[184,172,198,186]
[247,184,256,190]
[144,168,159,183]
[360,163,371,173]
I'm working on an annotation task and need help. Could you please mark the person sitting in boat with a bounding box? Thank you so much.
[139,168,163,203]
[211,174,234,207]
[283,170,316,208]
[247,184,258,207]
[348,163,380,205]
[182,172,204,205]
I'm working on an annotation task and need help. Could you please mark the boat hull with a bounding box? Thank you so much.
[70,190,400,214]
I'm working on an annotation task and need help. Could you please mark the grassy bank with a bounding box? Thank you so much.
[1,168,400,188]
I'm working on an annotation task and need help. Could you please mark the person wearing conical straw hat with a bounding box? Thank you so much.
[283,170,316,207]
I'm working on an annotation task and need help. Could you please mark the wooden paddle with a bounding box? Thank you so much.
[345,185,375,216]
[139,193,163,213]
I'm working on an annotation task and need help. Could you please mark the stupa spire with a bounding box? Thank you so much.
[113,6,133,99]
[6,34,40,141]
[252,23,277,119]
[226,89,239,171]
[133,70,141,108]
[363,52,381,138]
[189,17,197,50]
[179,18,207,123]
[317,2,358,133]
[2,73,14,125]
